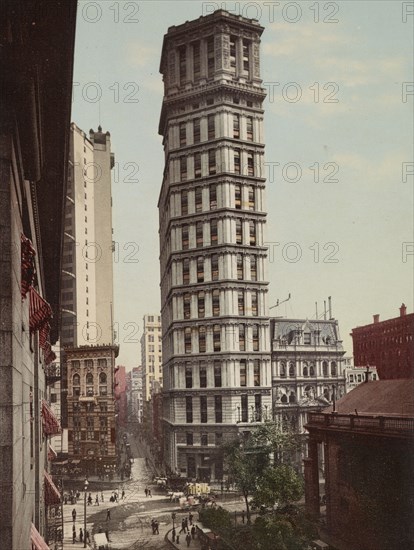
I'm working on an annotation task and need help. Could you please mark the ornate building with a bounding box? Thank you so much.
[271,317,346,470]
[158,10,271,481]
[141,314,163,402]
[65,345,119,478]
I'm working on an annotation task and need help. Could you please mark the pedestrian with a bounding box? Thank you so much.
[148,488,152,497]
[172,527,176,542]
[180,518,186,534]
[151,519,155,535]
[184,517,188,532]
[176,534,180,544]
[186,532,191,547]
[144,487,148,498]
[79,528,83,542]
[121,489,125,500]
[189,512,193,525]
[95,494,99,506]
[101,491,104,502]
[85,530,90,544]
[241,510,245,524]
[106,509,111,521]
[72,525,76,544]
[191,525,196,539]
[155,520,159,534]
[72,508,76,522]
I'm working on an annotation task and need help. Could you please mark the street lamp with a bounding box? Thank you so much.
[84,478,89,548]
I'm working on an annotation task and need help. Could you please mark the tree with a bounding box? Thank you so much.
[222,423,303,524]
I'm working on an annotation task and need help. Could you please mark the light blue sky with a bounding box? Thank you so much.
[72,1,413,368]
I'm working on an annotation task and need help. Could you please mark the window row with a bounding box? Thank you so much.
[72,372,107,386]
[179,288,261,319]
[185,395,223,423]
[71,358,108,368]
[278,360,338,377]
[179,183,256,215]
[175,253,258,285]
[180,323,262,354]
[177,149,259,182]
[178,218,258,250]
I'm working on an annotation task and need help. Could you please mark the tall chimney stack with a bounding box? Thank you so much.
[400,303,407,317]
[373,314,380,324]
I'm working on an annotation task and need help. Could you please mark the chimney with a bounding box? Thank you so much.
[400,303,407,317]
[373,314,380,324]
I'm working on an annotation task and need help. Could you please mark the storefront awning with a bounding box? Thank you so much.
[41,400,61,436]
[21,234,36,300]
[48,444,57,461]
[29,287,53,332]
[44,470,61,506]
[31,523,50,550]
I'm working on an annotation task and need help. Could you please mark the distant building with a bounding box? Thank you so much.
[344,358,378,393]
[305,379,414,550]
[115,365,128,429]
[271,317,346,470]
[158,10,271,481]
[128,366,144,423]
[140,315,162,401]
[351,303,413,379]
[0,1,77,548]
[65,344,119,478]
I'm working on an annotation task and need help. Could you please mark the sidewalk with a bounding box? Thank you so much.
[165,527,203,549]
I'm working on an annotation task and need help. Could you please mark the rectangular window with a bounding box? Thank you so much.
[214,361,222,387]
[230,35,236,70]
[180,122,186,146]
[183,258,190,284]
[182,224,189,250]
[196,221,204,248]
[246,116,253,141]
[254,394,262,421]
[180,156,187,182]
[200,396,208,423]
[210,184,217,210]
[185,363,193,388]
[240,359,247,386]
[186,432,194,445]
[213,325,221,352]
[234,149,241,174]
[207,37,215,78]
[184,327,192,354]
[235,184,242,209]
[193,42,200,81]
[208,114,215,140]
[241,394,248,422]
[198,291,205,318]
[237,253,243,280]
[250,255,257,281]
[238,290,245,316]
[197,257,204,283]
[193,118,200,144]
[242,39,250,75]
[249,221,256,245]
[233,114,240,138]
[304,332,311,345]
[179,46,186,84]
[184,293,191,319]
[201,433,208,446]
[199,364,207,388]
[194,152,201,178]
[215,395,223,423]
[239,324,246,352]
[247,152,254,176]
[210,219,218,246]
[211,254,219,281]
[236,219,242,244]
[208,149,216,175]
[212,289,220,317]
[195,187,203,212]
[252,324,259,351]
[251,291,258,316]
[199,326,206,353]
[186,396,193,423]
[253,360,260,386]
[248,186,255,210]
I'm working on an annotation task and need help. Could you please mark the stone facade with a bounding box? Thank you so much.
[158,10,271,481]
[141,314,163,402]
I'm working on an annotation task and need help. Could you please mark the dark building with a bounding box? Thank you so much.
[305,379,414,550]
[351,303,413,379]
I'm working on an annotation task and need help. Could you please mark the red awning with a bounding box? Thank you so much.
[21,234,36,300]
[48,444,57,461]
[41,400,61,436]
[30,522,50,550]
[44,470,61,506]
[29,287,53,332]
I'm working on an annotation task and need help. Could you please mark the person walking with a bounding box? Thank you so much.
[72,508,76,522]
[72,525,76,544]
[189,512,193,525]
[85,530,90,544]
[121,489,125,500]
[241,510,245,524]
[148,488,152,497]
[155,520,159,534]
[144,487,148,497]
[186,532,192,547]
[79,528,83,543]
[95,494,99,506]
[106,509,111,521]
[191,525,196,540]
[101,491,104,502]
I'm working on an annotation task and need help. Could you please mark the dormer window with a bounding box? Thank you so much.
[304,332,311,345]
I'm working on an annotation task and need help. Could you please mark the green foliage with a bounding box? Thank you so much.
[199,507,232,532]
[254,464,304,509]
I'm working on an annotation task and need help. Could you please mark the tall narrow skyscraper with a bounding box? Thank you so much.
[158,10,271,481]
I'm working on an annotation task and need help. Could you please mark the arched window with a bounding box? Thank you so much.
[281,394,288,404]
[73,374,80,386]
[280,362,286,377]
[323,361,328,376]
[289,362,295,377]
[99,372,107,384]
[86,373,93,385]
[289,392,296,403]
[309,363,315,376]
[303,363,308,377]
[331,361,337,376]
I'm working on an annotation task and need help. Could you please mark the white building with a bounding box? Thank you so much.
[140,315,163,402]
[158,10,271,481]
[343,356,378,392]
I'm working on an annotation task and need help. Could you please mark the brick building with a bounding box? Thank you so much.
[351,304,413,379]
